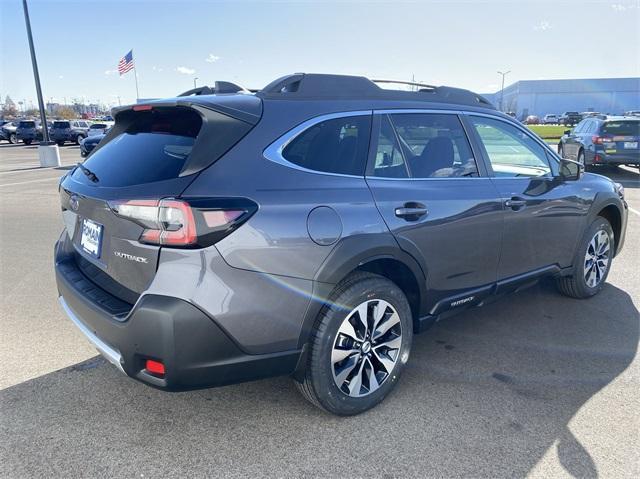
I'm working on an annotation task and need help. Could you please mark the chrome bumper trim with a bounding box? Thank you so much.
[58,296,126,375]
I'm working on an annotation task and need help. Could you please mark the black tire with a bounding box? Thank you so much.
[23,139,32,145]
[9,133,17,144]
[56,141,65,147]
[558,143,564,158]
[76,134,84,145]
[295,272,413,415]
[557,217,614,299]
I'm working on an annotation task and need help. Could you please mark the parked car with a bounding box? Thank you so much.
[79,129,109,157]
[55,73,628,415]
[624,110,640,117]
[0,120,20,144]
[542,114,560,124]
[16,120,43,144]
[50,119,92,145]
[558,116,640,170]
[560,111,582,126]
[87,122,113,137]
[524,115,540,124]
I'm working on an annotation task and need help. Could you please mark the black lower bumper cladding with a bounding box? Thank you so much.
[55,242,300,391]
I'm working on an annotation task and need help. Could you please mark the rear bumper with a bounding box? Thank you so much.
[588,149,640,165]
[51,133,71,142]
[55,237,302,391]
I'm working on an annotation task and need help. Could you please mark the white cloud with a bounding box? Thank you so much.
[205,53,221,63]
[533,20,552,31]
[152,65,164,72]
[104,69,118,75]
[176,66,196,75]
[58,75,64,79]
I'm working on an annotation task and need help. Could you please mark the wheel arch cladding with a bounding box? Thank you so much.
[596,204,622,251]
[312,234,426,329]
[354,258,422,326]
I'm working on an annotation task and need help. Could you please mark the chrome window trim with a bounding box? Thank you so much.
[366,176,494,182]
[374,108,464,115]
[263,110,372,178]
[263,108,561,180]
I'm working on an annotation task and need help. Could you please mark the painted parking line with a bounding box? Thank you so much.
[0,176,61,188]
[628,206,640,217]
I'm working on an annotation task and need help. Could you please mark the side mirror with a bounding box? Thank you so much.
[560,158,582,181]
[563,129,571,136]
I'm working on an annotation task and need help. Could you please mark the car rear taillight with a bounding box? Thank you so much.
[592,136,613,144]
[108,197,257,248]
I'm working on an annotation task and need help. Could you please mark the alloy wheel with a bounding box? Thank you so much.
[331,299,402,398]
[584,229,610,288]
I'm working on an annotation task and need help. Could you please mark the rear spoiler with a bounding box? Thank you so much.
[97,99,262,177]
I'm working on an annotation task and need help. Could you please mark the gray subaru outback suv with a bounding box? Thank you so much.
[55,73,628,415]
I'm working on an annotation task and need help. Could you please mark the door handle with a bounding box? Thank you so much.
[504,197,527,210]
[395,202,428,221]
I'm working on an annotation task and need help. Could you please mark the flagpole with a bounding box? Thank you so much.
[132,50,140,102]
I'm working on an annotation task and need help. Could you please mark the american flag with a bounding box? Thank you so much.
[118,50,134,75]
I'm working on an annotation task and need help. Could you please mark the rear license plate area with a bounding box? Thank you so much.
[80,218,103,258]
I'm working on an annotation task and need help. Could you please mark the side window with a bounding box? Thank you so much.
[470,116,552,178]
[282,115,371,175]
[373,113,478,179]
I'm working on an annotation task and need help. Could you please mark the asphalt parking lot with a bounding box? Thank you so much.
[0,142,638,478]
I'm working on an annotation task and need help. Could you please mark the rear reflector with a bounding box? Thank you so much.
[145,359,165,376]
[132,104,153,111]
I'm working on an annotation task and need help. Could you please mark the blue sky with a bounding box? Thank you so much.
[1,0,639,107]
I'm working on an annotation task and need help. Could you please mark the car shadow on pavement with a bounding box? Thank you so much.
[0,281,637,477]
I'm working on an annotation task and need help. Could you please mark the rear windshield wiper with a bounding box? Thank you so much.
[76,162,99,183]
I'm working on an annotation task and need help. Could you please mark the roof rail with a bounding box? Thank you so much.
[257,73,494,109]
[371,79,437,90]
[178,81,250,97]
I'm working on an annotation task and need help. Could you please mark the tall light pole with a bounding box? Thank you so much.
[497,70,511,112]
[193,77,199,88]
[22,0,49,141]
[22,0,59,166]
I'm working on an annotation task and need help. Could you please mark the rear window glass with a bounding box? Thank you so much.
[89,124,107,129]
[71,108,202,187]
[602,121,640,136]
[19,121,35,128]
[282,115,371,176]
[53,121,70,128]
